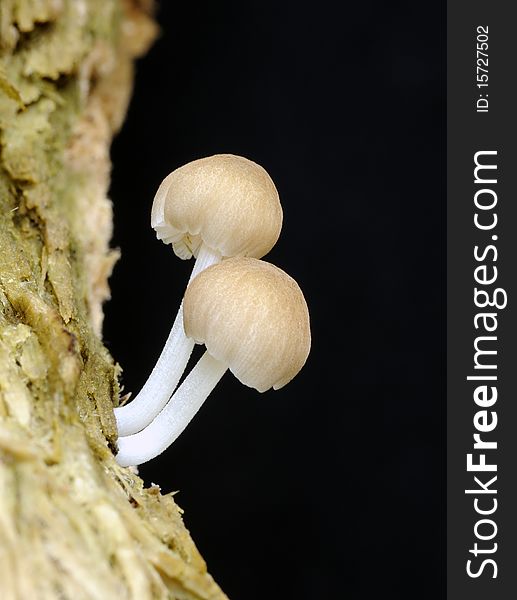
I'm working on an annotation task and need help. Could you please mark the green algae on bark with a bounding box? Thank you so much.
[0,1,228,598]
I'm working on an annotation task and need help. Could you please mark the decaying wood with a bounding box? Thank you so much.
[0,1,227,598]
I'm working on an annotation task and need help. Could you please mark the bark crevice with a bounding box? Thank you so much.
[0,2,227,598]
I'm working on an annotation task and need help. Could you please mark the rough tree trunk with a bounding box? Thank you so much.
[0,1,227,598]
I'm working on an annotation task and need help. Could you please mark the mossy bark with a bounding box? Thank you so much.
[0,2,227,598]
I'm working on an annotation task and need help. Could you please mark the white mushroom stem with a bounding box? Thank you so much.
[116,352,227,467]
[114,244,221,436]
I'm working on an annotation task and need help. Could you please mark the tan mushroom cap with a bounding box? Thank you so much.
[151,154,283,260]
[183,257,311,392]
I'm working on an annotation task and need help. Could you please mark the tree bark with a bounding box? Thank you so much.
[0,1,227,598]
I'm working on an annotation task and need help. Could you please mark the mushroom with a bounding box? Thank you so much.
[116,257,311,467]
[115,155,282,436]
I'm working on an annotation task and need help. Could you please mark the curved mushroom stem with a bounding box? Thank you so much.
[114,245,221,436]
[116,352,227,467]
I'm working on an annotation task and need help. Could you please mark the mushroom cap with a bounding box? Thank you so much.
[151,154,282,260]
[183,257,311,392]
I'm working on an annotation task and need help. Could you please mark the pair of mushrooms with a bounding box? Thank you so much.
[115,155,311,467]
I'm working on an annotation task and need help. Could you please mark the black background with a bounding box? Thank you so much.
[106,1,445,598]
